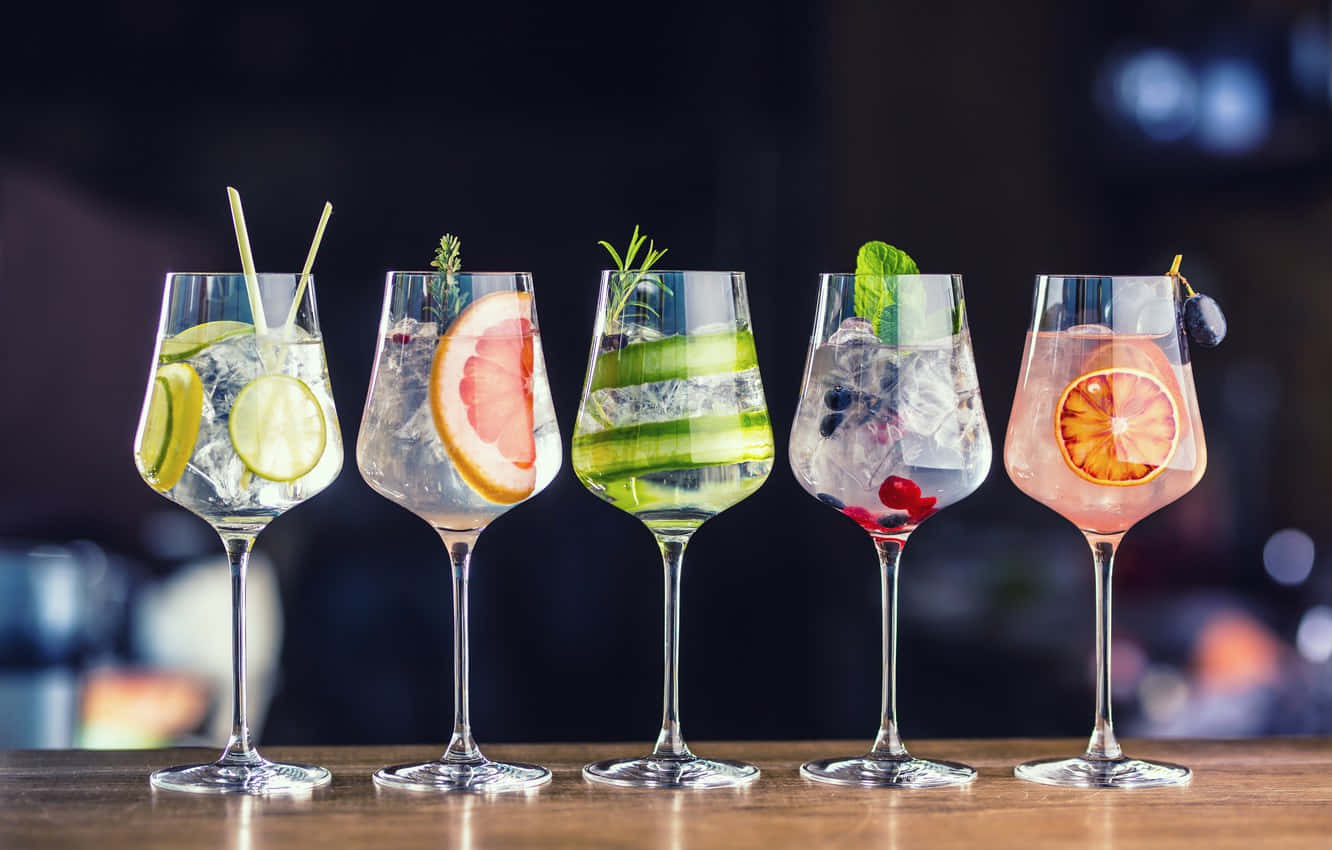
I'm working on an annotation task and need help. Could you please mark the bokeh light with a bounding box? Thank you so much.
[1262,529,1316,586]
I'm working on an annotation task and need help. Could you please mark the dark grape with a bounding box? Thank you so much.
[1184,294,1226,347]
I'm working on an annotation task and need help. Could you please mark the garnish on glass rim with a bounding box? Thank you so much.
[598,225,669,333]
[1168,254,1227,348]
[427,233,466,327]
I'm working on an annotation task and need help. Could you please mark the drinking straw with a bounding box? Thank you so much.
[282,202,333,332]
[226,187,268,333]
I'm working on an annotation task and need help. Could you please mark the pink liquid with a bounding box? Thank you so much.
[1004,331,1206,534]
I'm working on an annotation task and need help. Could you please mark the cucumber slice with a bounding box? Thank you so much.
[572,410,774,480]
[589,330,758,391]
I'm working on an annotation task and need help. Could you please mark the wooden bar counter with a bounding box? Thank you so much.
[3,739,1330,848]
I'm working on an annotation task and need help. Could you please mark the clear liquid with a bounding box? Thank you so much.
[1004,330,1206,533]
[356,318,561,531]
[136,330,343,533]
[789,336,991,534]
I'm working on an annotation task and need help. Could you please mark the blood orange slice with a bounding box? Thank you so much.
[429,290,537,504]
[1055,367,1180,486]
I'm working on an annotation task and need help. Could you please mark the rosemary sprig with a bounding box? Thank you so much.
[598,225,669,332]
[427,233,464,325]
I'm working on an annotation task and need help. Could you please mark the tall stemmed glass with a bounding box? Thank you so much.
[358,271,561,792]
[1005,274,1207,787]
[572,270,774,788]
[133,273,343,793]
[789,273,990,788]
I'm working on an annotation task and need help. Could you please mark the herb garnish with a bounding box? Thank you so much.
[428,233,464,325]
[598,225,669,332]
[852,241,963,341]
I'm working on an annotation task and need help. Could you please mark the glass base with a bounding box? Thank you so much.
[801,755,976,788]
[1015,755,1192,788]
[373,759,551,793]
[583,755,760,789]
[150,759,331,795]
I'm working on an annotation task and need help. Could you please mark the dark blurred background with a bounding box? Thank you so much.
[3,0,1331,749]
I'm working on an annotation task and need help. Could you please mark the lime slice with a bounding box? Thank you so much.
[228,374,327,482]
[571,409,774,480]
[136,362,203,492]
[160,321,254,363]
[588,330,758,391]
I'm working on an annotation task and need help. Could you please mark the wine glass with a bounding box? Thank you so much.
[789,273,991,787]
[1004,274,1207,787]
[357,271,561,792]
[571,270,774,788]
[132,273,343,793]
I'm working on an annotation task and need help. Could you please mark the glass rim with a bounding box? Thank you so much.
[166,271,311,277]
[1037,273,1177,281]
[599,268,744,275]
[385,270,532,277]
[820,272,960,279]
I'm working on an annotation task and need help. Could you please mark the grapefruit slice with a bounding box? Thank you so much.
[430,290,537,504]
[1055,367,1180,486]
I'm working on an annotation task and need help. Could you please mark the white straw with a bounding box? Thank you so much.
[283,201,332,331]
[226,187,268,334]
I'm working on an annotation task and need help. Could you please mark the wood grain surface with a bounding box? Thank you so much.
[2,739,1330,849]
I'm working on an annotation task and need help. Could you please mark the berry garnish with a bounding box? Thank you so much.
[1168,255,1225,348]
[1184,293,1226,347]
[391,332,412,345]
[877,512,910,530]
[824,386,855,411]
[878,475,938,525]
[878,475,922,509]
[907,497,937,524]
[820,413,844,437]
[842,505,879,531]
[817,492,846,510]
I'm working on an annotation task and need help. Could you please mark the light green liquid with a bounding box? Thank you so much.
[572,330,774,534]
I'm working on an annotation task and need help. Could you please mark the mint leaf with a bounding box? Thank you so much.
[853,241,919,342]
[856,241,918,277]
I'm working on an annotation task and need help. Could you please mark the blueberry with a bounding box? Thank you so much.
[819,413,844,437]
[877,512,910,530]
[1184,294,1226,347]
[817,493,845,510]
[860,393,883,415]
[823,386,855,411]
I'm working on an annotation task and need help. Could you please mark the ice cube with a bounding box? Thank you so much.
[828,317,878,346]
[1065,323,1115,337]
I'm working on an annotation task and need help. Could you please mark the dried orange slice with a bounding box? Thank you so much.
[1055,367,1180,486]
[429,290,537,504]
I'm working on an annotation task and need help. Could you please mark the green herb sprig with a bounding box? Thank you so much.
[428,233,464,325]
[599,225,670,331]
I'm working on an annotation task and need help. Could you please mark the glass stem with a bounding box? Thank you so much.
[442,535,482,764]
[652,535,693,760]
[1084,532,1124,761]
[870,536,910,760]
[220,534,261,766]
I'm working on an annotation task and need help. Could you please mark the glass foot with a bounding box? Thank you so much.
[150,759,331,795]
[801,755,976,788]
[1015,755,1191,788]
[373,759,551,793]
[583,755,759,789]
